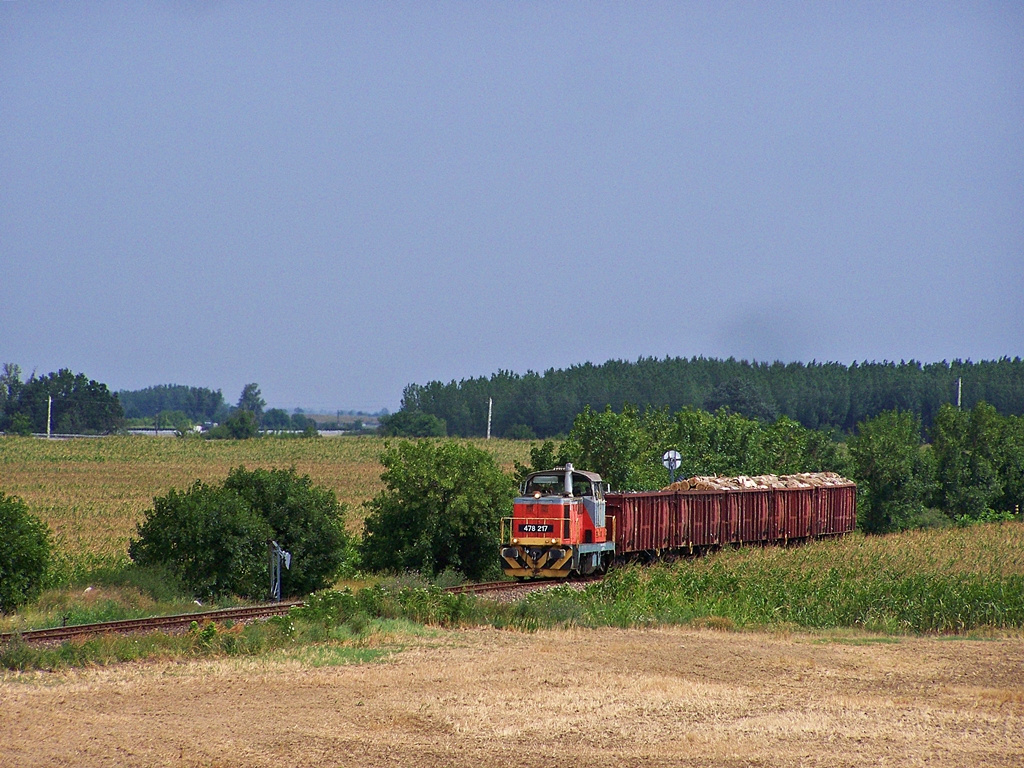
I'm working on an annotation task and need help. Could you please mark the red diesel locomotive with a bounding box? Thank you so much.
[501,465,856,579]
[500,464,614,578]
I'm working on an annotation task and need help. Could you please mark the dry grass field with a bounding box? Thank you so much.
[2,626,1022,767]
[0,435,532,567]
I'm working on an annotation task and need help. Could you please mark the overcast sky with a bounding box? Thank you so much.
[2,3,1021,412]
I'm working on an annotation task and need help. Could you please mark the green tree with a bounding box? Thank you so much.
[7,412,32,436]
[130,469,350,599]
[207,409,260,439]
[129,481,272,599]
[996,415,1024,515]
[0,363,20,429]
[503,423,537,440]
[0,493,52,613]
[559,405,666,490]
[262,408,292,430]
[761,417,851,476]
[377,410,447,437]
[704,377,779,421]
[513,440,567,485]
[117,384,225,422]
[555,405,850,492]
[931,402,1004,519]
[237,383,266,420]
[156,410,193,433]
[223,467,348,595]
[849,410,933,533]
[361,441,515,580]
[396,356,1024,438]
[290,413,316,432]
[675,408,770,477]
[9,369,123,434]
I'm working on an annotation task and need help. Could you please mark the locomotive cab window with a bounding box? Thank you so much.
[525,475,562,496]
[573,477,595,498]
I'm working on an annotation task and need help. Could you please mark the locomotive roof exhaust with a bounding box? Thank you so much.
[564,463,573,497]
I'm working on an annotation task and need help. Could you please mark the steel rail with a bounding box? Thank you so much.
[0,601,304,646]
[445,580,522,595]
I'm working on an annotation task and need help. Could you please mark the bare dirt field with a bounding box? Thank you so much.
[2,626,1022,768]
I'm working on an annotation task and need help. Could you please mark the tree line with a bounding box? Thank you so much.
[0,368,322,437]
[393,357,1024,438]
[0,364,123,435]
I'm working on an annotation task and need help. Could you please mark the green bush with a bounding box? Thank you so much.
[129,480,271,599]
[849,410,934,533]
[377,410,447,437]
[129,468,349,599]
[0,493,52,613]
[206,410,260,439]
[222,467,349,596]
[361,440,515,580]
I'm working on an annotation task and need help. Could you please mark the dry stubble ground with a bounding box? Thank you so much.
[2,626,1023,768]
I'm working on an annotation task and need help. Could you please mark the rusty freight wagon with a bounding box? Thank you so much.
[501,467,856,579]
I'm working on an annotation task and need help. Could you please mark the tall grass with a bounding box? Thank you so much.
[580,524,1024,633]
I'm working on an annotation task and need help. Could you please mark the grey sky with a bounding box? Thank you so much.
[2,3,1021,412]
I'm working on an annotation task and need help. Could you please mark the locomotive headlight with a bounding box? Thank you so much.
[551,538,557,544]
[512,538,519,545]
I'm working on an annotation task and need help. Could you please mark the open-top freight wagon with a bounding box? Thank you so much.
[500,465,856,579]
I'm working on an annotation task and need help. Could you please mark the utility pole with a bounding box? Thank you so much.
[486,397,492,440]
[47,395,52,439]
[957,377,962,409]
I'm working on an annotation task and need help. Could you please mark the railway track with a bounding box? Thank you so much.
[0,601,304,646]
[1,577,602,646]
[445,580,521,595]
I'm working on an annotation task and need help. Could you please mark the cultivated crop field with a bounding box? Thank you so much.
[0,435,532,572]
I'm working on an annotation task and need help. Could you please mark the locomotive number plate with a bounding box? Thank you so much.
[518,523,554,533]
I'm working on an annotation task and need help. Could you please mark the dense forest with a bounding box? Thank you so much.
[395,357,1024,438]
[117,384,228,423]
